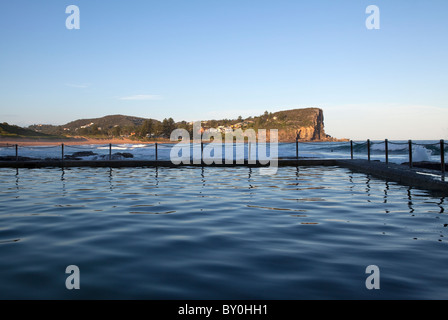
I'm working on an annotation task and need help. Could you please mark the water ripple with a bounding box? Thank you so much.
[0,166,447,299]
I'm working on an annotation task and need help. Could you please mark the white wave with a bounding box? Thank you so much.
[112,146,131,150]
[96,144,150,150]
[128,144,148,148]
[412,145,432,162]
[96,146,128,150]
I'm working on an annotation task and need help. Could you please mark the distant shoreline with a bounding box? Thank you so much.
[0,137,166,146]
[0,136,347,146]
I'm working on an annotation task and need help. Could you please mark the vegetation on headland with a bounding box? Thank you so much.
[3,108,346,143]
[0,122,67,140]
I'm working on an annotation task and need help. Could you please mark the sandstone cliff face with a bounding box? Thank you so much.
[297,108,325,141]
[273,108,329,142]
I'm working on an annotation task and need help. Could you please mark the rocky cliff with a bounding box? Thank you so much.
[18,107,342,142]
[271,108,336,142]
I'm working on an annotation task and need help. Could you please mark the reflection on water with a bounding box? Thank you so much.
[8,166,447,221]
[108,168,113,191]
[248,167,254,190]
[201,167,205,188]
[0,166,447,299]
[408,189,415,214]
[13,169,19,198]
[439,198,445,214]
[384,181,389,205]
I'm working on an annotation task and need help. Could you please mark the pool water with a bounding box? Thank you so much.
[0,166,447,299]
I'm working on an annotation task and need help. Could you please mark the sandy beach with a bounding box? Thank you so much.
[0,137,175,146]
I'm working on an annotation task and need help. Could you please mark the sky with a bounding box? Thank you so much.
[0,0,447,140]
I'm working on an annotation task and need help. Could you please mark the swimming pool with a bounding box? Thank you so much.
[0,166,447,299]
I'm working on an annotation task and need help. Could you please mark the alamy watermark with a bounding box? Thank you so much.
[63,264,381,292]
[366,5,380,30]
[365,265,380,290]
[66,5,380,30]
[66,5,80,30]
[169,121,278,175]
[65,5,380,31]
[65,265,80,290]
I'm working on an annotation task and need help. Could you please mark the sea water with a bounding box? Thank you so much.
[0,166,447,299]
[1,141,445,164]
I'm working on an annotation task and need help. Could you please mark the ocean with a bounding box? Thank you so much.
[0,141,447,300]
[0,140,445,164]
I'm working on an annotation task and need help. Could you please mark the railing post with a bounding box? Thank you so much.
[367,139,371,161]
[350,140,353,160]
[201,141,204,165]
[296,139,299,160]
[249,142,251,161]
[408,140,413,168]
[385,139,389,164]
[61,144,64,162]
[15,144,18,162]
[155,143,158,161]
[109,143,112,161]
[441,140,445,175]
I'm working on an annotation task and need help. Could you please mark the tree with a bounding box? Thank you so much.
[90,124,100,135]
[177,121,193,136]
[78,127,89,136]
[162,118,176,138]
[111,126,121,137]
[139,120,153,137]
[152,121,162,137]
[209,120,218,128]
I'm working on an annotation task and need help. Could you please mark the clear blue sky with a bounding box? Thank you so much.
[0,0,447,139]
